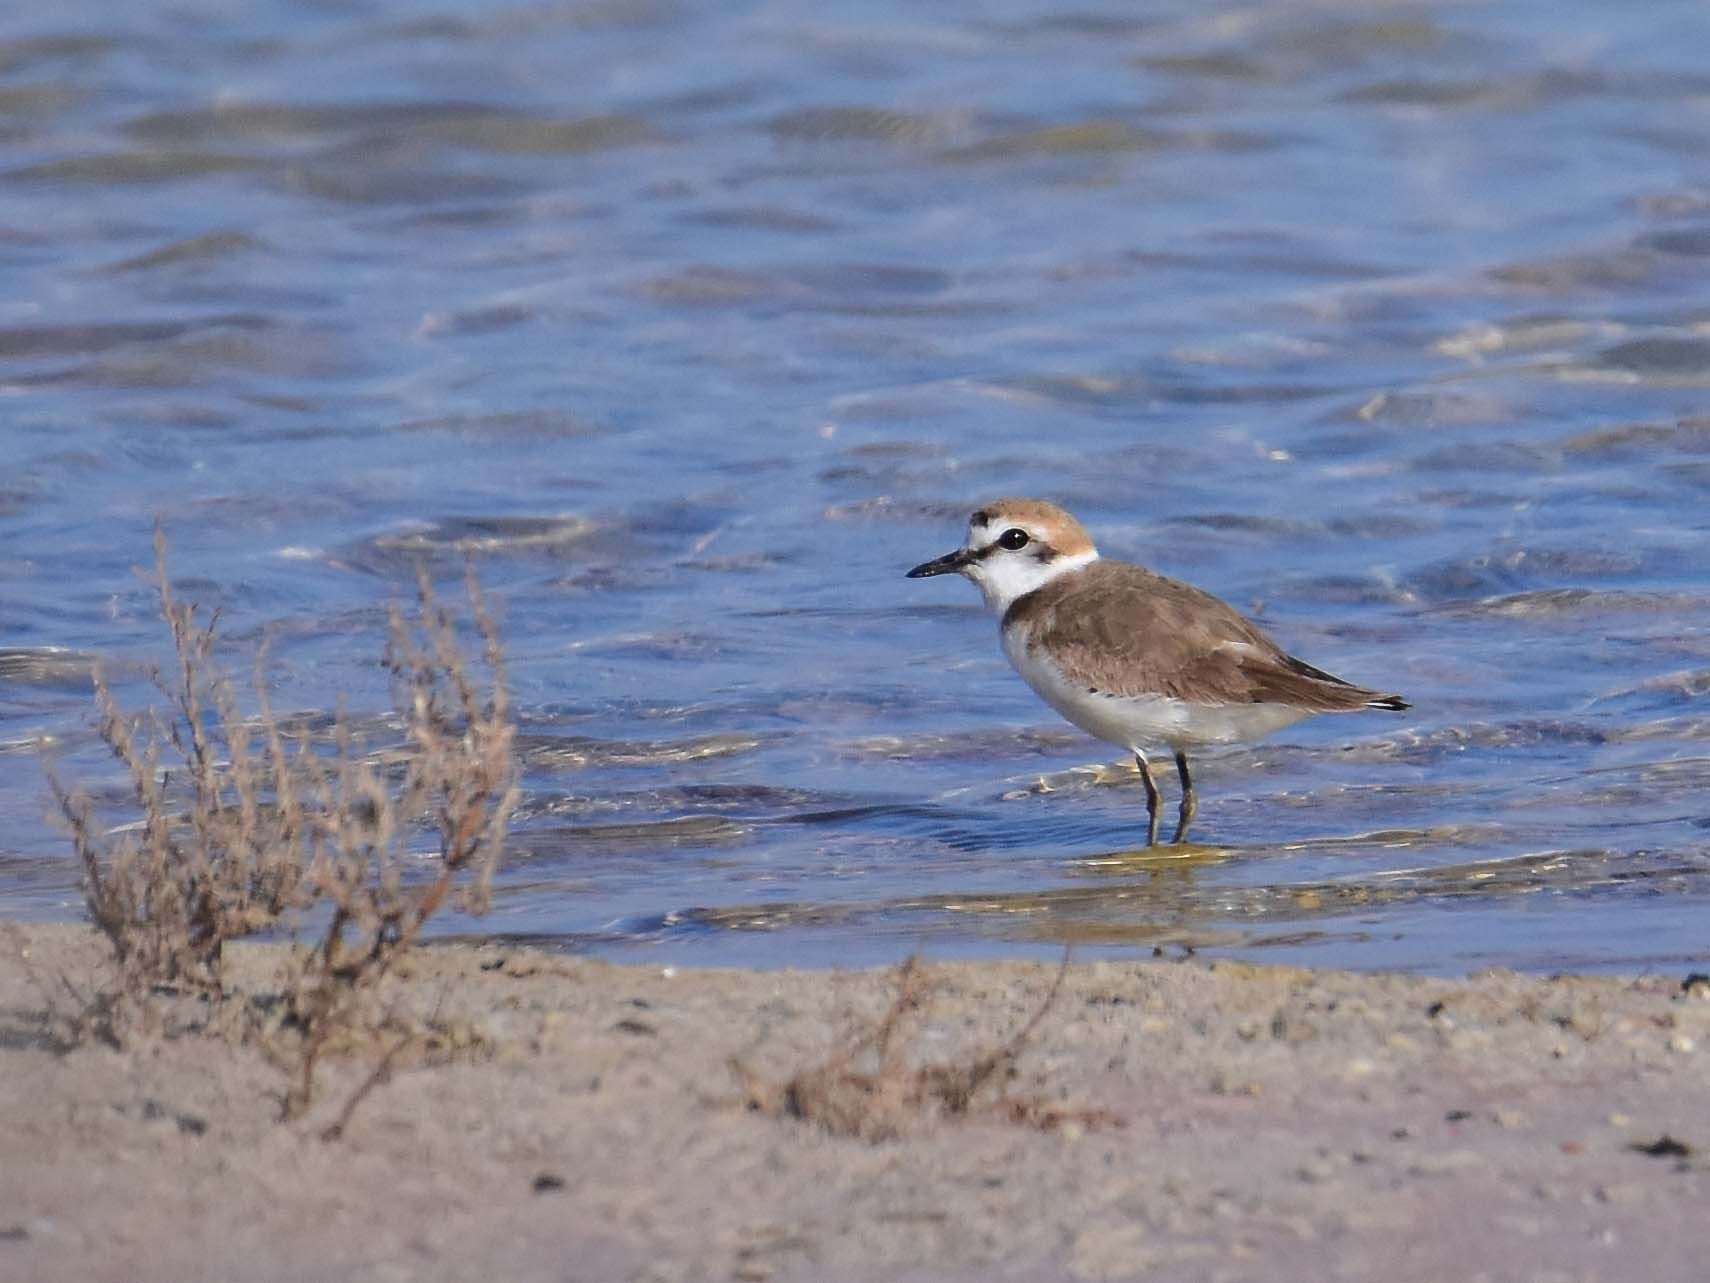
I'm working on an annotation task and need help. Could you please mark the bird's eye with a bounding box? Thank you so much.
[997,527,1030,551]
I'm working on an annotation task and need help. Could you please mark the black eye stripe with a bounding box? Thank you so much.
[967,528,1051,562]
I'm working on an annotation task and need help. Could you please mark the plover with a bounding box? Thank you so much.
[907,498,1409,845]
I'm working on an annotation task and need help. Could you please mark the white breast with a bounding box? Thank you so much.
[1001,623,1310,751]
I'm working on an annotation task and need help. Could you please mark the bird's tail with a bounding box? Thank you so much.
[1280,654,1411,713]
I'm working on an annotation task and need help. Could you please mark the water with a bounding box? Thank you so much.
[4,0,1710,975]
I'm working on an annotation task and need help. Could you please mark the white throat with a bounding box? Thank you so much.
[967,548,1098,613]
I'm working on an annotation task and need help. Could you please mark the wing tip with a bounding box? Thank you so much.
[1366,693,1410,712]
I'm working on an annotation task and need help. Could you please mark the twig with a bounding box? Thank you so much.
[319,1031,418,1142]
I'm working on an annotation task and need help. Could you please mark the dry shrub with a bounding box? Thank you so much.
[738,955,1121,1142]
[45,528,518,1131]
[47,528,312,1008]
[275,567,519,1122]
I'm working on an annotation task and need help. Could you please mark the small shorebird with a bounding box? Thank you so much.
[907,498,1409,845]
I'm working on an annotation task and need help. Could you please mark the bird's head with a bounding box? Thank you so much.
[907,497,1099,611]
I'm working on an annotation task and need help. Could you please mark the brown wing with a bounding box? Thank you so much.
[1007,560,1406,711]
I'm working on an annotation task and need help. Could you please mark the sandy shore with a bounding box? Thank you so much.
[3,922,1707,1283]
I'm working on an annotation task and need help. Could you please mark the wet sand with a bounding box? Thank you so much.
[3,921,1706,1283]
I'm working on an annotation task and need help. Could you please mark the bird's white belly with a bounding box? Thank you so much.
[1003,628,1310,751]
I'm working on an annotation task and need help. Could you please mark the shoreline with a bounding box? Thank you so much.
[4,921,1707,1282]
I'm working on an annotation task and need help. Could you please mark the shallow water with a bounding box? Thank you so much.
[4,0,1710,974]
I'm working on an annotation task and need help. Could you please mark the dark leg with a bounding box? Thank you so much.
[1134,751,1161,847]
[1172,751,1197,844]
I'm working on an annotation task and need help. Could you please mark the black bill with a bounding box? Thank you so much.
[906,547,975,578]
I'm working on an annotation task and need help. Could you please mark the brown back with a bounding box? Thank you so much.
[1004,559,1400,711]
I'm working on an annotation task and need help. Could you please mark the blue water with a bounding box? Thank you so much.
[4,0,1710,973]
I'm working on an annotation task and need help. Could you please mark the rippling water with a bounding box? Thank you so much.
[5,0,1710,973]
